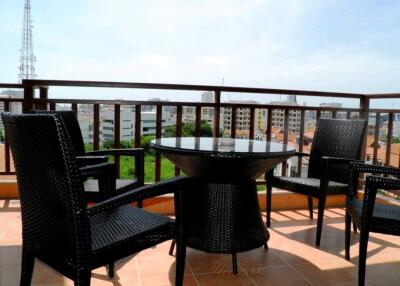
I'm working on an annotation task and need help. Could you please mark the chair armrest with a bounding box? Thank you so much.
[80,162,115,177]
[80,163,117,200]
[87,176,191,216]
[322,156,363,166]
[347,162,400,197]
[350,162,400,176]
[86,148,145,185]
[319,157,364,196]
[360,175,400,223]
[76,155,108,167]
[86,148,144,157]
[295,152,310,157]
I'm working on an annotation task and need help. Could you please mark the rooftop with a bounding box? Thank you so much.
[1,200,399,286]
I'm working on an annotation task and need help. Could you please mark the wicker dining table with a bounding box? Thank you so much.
[151,137,296,272]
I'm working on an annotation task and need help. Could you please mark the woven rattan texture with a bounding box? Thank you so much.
[31,110,144,202]
[2,113,186,285]
[266,119,367,246]
[272,176,348,196]
[345,163,400,286]
[308,119,367,184]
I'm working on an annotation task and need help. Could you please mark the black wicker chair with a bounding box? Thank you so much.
[266,118,367,246]
[2,112,187,286]
[345,162,400,286]
[31,110,145,204]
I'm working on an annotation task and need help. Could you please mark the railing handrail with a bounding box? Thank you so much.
[365,93,400,99]
[22,79,365,99]
[32,98,363,112]
[1,79,400,178]
[0,83,25,89]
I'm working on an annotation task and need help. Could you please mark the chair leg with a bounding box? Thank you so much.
[20,248,35,286]
[232,252,238,274]
[74,270,91,286]
[345,212,351,260]
[353,219,358,232]
[316,196,327,247]
[307,196,314,219]
[358,228,370,286]
[169,240,176,256]
[107,262,115,278]
[175,231,186,286]
[266,183,272,228]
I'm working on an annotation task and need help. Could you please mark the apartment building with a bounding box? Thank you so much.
[101,110,174,143]
[269,101,301,133]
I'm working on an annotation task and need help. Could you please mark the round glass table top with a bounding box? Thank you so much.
[151,137,296,157]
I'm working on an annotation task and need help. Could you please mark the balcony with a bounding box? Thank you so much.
[0,80,399,285]
[1,199,400,285]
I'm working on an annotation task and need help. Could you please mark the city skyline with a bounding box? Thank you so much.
[0,1,400,108]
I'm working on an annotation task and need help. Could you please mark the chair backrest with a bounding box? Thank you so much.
[1,113,91,261]
[31,110,86,155]
[308,119,367,184]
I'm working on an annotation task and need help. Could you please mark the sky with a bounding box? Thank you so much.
[1,0,400,108]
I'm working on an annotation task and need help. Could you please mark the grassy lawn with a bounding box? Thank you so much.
[119,154,176,182]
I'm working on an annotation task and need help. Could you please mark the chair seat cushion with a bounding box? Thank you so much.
[90,205,173,254]
[347,199,400,234]
[271,176,348,196]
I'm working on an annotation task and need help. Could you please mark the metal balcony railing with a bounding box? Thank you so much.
[0,80,399,181]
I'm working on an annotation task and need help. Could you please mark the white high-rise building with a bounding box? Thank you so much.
[220,100,259,133]
[269,101,301,133]
[101,110,175,143]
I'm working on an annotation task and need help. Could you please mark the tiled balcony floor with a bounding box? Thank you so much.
[1,200,400,286]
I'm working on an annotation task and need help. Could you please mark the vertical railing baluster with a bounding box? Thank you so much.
[297,109,305,176]
[266,109,272,142]
[231,107,237,139]
[316,110,321,121]
[373,112,380,165]
[249,107,255,139]
[22,85,34,113]
[4,101,10,173]
[332,110,337,119]
[385,113,393,166]
[114,104,121,178]
[175,105,182,176]
[155,105,162,181]
[36,86,48,110]
[281,109,289,176]
[347,111,351,119]
[49,102,56,110]
[360,96,370,162]
[72,103,78,115]
[135,105,141,148]
[213,90,221,137]
[195,105,201,137]
[93,104,100,151]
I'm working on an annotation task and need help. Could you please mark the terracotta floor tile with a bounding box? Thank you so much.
[186,249,238,274]
[237,247,287,270]
[196,272,254,286]
[246,266,311,286]
[137,242,191,278]
[141,275,198,286]
[293,261,357,286]
[2,207,400,285]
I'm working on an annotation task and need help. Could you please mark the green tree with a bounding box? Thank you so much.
[0,129,4,143]
[393,137,400,144]
[164,120,213,137]
[140,135,156,155]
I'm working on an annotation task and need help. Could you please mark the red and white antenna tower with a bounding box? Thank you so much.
[18,0,37,82]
